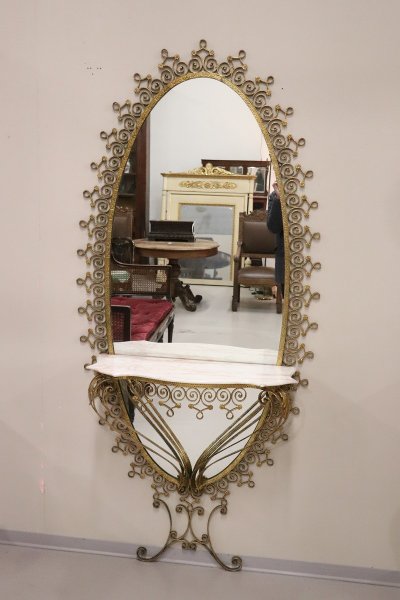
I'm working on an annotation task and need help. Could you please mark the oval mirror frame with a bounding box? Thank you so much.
[78,40,320,571]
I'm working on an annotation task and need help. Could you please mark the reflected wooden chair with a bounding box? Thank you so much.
[232,210,282,314]
[110,245,175,343]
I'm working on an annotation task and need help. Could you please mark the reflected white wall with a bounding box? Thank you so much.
[149,78,268,220]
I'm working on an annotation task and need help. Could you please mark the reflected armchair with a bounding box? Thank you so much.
[232,210,282,314]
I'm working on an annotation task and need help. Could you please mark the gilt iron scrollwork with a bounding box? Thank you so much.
[89,374,297,570]
[78,39,320,570]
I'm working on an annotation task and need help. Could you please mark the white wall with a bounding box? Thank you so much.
[1,0,400,571]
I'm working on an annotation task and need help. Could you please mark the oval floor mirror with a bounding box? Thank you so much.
[78,39,320,571]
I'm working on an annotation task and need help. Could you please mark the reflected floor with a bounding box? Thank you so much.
[172,284,282,350]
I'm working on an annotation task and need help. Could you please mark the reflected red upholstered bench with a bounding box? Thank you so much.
[111,297,174,343]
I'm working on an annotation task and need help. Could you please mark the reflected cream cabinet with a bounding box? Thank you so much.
[161,165,255,285]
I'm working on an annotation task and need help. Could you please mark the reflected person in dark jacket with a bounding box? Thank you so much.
[267,182,285,298]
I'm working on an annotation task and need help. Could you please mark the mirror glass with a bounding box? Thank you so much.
[109,78,284,475]
[104,72,294,490]
[179,203,233,282]
[111,78,282,352]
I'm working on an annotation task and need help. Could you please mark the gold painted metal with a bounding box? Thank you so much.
[161,165,249,178]
[187,164,240,176]
[78,39,320,570]
[178,180,237,189]
[147,381,248,420]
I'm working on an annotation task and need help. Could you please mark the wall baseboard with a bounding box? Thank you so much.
[1,529,399,588]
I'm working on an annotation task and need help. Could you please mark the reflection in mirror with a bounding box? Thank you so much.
[110,78,282,355]
[179,204,234,282]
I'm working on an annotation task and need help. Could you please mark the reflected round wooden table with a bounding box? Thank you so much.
[134,239,219,311]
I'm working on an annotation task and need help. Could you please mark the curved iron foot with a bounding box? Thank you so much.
[136,494,243,571]
[136,498,175,563]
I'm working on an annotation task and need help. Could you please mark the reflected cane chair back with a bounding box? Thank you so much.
[111,305,131,342]
[111,240,172,299]
[110,244,175,343]
[232,210,282,313]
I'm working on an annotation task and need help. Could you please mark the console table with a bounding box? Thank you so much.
[86,342,297,570]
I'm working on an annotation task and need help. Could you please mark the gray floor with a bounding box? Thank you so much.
[1,545,399,600]
[173,283,282,350]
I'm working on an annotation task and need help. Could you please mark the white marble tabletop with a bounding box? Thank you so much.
[86,342,296,387]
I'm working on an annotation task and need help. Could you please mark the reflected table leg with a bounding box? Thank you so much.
[169,259,202,312]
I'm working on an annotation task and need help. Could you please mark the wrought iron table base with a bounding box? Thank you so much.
[137,495,242,571]
[88,369,297,571]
